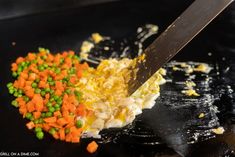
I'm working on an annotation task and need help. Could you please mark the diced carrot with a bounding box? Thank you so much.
[28,73,37,81]
[27,53,36,61]
[81,62,89,70]
[32,94,44,112]
[18,77,26,88]
[53,111,61,117]
[62,51,68,57]
[48,123,62,129]
[87,141,98,153]
[25,88,34,98]
[71,136,80,143]
[65,57,72,66]
[16,57,24,64]
[69,76,77,84]
[26,121,35,130]
[37,58,44,65]
[57,118,68,126]
[76,104,86,117]
[64,115,74,125]
[65,133,72,142]
[33,111,41,119]
[68,50,75,55]
[30,66,39,73]
[35,124,43,128]
[47,54,54,62]
[11,63,18,71]
[44,117,57,123]
[13,80,19,88]
[55,90,62,96]
[77,70,82,78]
[59,129,65,141]
[55,81,64,91]
[45,93,50,99]
[54,54,61,65]
[86,110,94,117]
[70,126,82,137]
[19,106,27,116]
[53,132,60,139]
[20,72,28,80]
[42,123,50,131]
[26,101,35,112]
[38,80,47,88]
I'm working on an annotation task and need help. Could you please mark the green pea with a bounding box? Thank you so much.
[35,127,42,132]
[68,54,73,58]
[31,82,37,88]
[46,112,53,117]
[49,81,55,86]
[17,66,23,72]
[54,95,59,101]
[55,68,61,74]
[42,56,47,60]
[32,60,37,64]
[46,102,52,107]
[9,89,14,94]
[34,119,39,124]
[17,94,22,97]
[49,97,54,102]
[36,131,44,140]
[55,107,60,111]
[48,106,55,113]
[12,72,17,77]
[38,47,45,52]
[60,58,64,64]
[38,65,44,71]
[49,90,53,95]
[35,78,40,83]
[47,76,52,82]
[45,88,50,93]
[23,96,29,102]
[38,118,44,124]
[49,128,56,135]
[7,83,13,88]
[65,89,71,94]
[65,128,70,134]
[54,103,60,108]
[18,89,23,94]
[25,112,32,120]
[56,99,63,105]
[41,90,46,96]
[75,120,83,128]
[41,112,46,118]
[13,92,18,97]
[35,88,41,94]
[29,116,34,121]
[21,62,26,67]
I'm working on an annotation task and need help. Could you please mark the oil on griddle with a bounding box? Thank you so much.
[78,24,235,150]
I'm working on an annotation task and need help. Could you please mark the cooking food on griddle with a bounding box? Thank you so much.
[6,30,225,154]
[6,46,166,148]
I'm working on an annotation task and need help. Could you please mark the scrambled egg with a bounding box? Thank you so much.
[212,127,225,135]
[91,33,103,43]
[172,62,212,74]
[181,89,200,97]
[76,58,166,138]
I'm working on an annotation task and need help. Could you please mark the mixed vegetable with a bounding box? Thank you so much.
[7,48,98,152]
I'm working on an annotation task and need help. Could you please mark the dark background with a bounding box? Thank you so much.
[1,0,235,57]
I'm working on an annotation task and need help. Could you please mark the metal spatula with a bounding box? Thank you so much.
[128,0,234,95]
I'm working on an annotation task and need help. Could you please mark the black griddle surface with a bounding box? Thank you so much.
[0,1,235,157]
